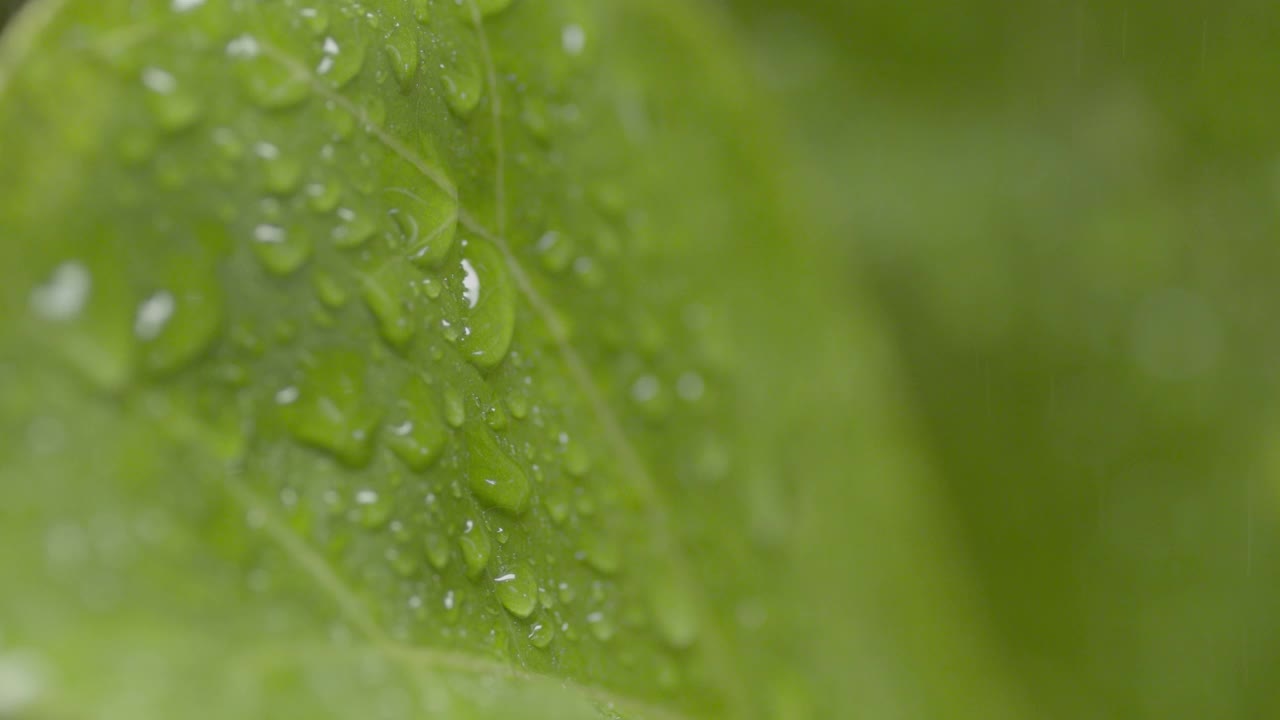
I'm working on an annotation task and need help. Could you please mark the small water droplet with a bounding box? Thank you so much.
[457,518,491,578]
[385,546,417,575]
[252,223,311,275]
[312,270,348,308]
[582,531,620,574]
[356,487,392,528]
[320,33,365,87]
[528,621,555,648]
[444,386,475,429]
[387,187,456,269]
[440,44,484,117]
[649,576,699,650]
[535,230,573,273]
[331,206,378,248]
[385,376,448,471]
[424,531,450,570]
[476,0,513,17]
[30,262,90,321]
[384,24,419,91]
[676,371,705,402]
[466,428,531,514]
[359,264,415,348]
[141,66,202,132]
[233,46,311,109]
[494,567,537,618]
[586,611,614,642]
[561,24,586,56]
[505,389,529,420]
[456,240,515,369]
[280,351,380,466]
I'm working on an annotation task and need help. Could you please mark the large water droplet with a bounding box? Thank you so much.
[494,567,537,618]
[457,518,491,578]
[456,240,515,369]
[280,351,380,466]
[385,376,448,471]
[465,427,530,514]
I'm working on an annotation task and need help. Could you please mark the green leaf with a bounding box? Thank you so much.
[0,1,1028,718]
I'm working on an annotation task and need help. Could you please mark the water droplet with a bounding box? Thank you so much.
[630,374,669,418]
[424,531,450,570]
[528,621,555,648]
[442,385,467,428]
[494,568,537,618]
[676,371,705,402]
[582,531,620,574]
[466,428,530,514]
[412,0,432,24]
[385,187,456,268]
[457,518,491,578]
[280,351,381,466]
[440,44,484,117]
[520,96,551,143]
[476,0,513,16]
[252,223,311,275]
[385,546,417,575]
[586,611,614,642]
[299,5,329,34]
[561,24,586,56]
[483,403,508,430]
[141,66,202,132]
[312,270,348,308]
[355,487,392,527]
[135,268,223,374]
[505,389,529,420]
[320,34,365,87]
[557,581,575,604]
[359,264,414,348]
[233,48,311,110]
[384,24,419,91]
[563,440,590,478]
[171,0,205,12]
[386,376,448,471]
[30,262,90,321]
[255,141,304,195]
[456,240,515,369]
[535,231,573,273]
[331,206,378,248]
[649,576,699,650]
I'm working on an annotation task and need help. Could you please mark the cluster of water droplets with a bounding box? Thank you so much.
[16,0,771,707]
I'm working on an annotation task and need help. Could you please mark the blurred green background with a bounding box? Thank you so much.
[726,0,1278,718]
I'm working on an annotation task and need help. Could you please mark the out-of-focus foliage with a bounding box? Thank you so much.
[733,1,1280,718]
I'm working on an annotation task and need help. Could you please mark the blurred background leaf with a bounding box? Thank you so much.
[729,0,1279,718]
